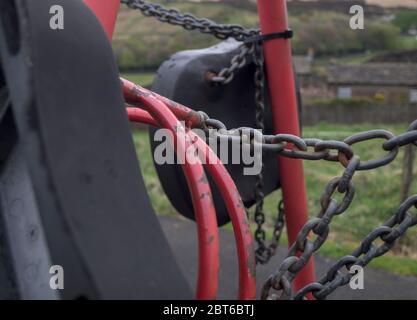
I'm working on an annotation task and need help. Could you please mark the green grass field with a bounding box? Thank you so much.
[131,122,417,277]
[121,72,155,87]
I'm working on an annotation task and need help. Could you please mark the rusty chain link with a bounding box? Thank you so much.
[120,0,259,41]
[120,0,260,84]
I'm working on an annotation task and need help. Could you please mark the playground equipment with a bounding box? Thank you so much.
[0,0,416,300]
[150,40,281,227]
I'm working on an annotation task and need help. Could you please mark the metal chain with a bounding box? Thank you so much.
[200,115,417,299]
[252,42,285,264]
[120,0,259,85]
[205,124,409,170]
[210,44,254,84]
[120,0,259,41]
[293,194,417,300]
[261,159,358,300]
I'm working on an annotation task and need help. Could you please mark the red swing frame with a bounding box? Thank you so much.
[83,0,315,299]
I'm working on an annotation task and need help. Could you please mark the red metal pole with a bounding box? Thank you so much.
[83,0,120,40]
[256,0,315,293]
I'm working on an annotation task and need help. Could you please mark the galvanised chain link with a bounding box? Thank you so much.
[252,41,285,264]
[253,43,265,134]
[254,199,286,265]
[199,115,417,299]
[210,44,254,84]
[204,122,417,171]
[120,0,259,41]
[261,160,358,300]
[120,0,259,84]
[293,194,417,300]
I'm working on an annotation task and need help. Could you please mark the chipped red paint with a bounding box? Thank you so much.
[126,107,257,300]
[188,130,256,300]
[122,78,203,128]
[128,97,219,300]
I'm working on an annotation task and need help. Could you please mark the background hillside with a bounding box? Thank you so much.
[114,0,417,71]
[279,0,417,9]
[351,0,417,9]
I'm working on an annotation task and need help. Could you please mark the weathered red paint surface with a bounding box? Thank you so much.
[189,131,257,300]
[126,95,219,300]
[127,106,256,299]
[122,78,203,128]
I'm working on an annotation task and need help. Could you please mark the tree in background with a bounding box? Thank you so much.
[291,11,400,56]
[393,10,417,34]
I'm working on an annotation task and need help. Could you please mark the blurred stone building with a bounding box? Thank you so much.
[327,63,417,104]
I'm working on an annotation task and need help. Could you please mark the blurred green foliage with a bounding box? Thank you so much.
[114,1,414,71]
[291,11,401,55]
[393,10,417,33]
[310,97,377,107]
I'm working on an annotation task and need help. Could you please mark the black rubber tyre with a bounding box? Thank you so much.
[0,0,191,299]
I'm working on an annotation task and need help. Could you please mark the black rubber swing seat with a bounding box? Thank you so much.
[0,0,191,299]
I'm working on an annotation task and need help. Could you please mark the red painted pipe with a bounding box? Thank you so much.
[127,94,219,300]
[122,79,202,129]
[257,0,315,294]
[127,107,257,300]
[127,106,158,126]
[190,131,256,300]
[83,0,120,40]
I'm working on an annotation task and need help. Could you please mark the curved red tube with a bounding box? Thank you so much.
[127,106,157,126]
[127,99,219,300]
[126,107,256,299]
[188,130,256,299]
[122,78,203,128]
